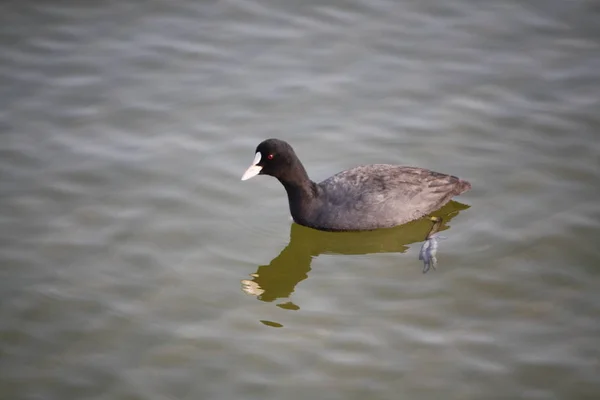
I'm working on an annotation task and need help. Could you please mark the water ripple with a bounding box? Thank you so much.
[2,0,600,399]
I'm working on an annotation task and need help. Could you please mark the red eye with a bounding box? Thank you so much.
[267,154,274,160]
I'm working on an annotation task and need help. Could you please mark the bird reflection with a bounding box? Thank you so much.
[241,201,469,307]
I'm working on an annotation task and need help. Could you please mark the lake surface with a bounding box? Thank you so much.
[1,1,600,399]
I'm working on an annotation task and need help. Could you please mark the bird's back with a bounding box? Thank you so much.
[309,164,470,231]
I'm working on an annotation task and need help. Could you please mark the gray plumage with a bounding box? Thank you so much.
[242,139,471,232]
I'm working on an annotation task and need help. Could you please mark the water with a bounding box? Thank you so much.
[1,0,599,399]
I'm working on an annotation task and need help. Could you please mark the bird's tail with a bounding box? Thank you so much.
[457,179,472,194]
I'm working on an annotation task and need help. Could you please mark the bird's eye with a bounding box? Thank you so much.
[267,154,274,160]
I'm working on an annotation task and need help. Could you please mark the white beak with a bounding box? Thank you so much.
[241,152,263,181]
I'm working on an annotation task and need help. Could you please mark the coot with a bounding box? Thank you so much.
[241,139,471,231]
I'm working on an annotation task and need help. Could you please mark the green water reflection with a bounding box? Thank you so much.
[242,201,470,306]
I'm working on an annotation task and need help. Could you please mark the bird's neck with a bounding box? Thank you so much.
[277,162,319,223]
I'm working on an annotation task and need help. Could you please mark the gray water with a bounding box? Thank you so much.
[2,1,600,399]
